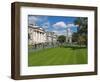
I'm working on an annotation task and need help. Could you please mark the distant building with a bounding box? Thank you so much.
[28,24,58,46]
[66,28,73,43]
[46,32,58,45]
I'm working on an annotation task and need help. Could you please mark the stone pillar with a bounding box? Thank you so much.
[39,32,40,43]
[35,31,37,44]
[32,30,34,45]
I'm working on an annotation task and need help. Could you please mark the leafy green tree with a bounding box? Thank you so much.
[74,17,87,46]
[57,35,66,44]
[72,32,78,42]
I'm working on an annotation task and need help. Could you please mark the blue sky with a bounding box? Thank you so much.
[28,15,80,35]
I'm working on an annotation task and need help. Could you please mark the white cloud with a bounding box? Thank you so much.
[52,21,68,35]
[52,21,67,29]
[28,16,48,25]
[28,16,40,25]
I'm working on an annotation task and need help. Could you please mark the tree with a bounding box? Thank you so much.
[57,35,66,44]
[74,17,87,46]
[72,32,78,42]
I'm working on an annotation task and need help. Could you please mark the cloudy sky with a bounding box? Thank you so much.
[28,15,79,35]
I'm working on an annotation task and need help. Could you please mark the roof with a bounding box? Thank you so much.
[28,25,45,32]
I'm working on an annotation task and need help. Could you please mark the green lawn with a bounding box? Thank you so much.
[28,46,87,66]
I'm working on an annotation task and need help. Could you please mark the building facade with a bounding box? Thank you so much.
[28,25,46,45]
[46,32,58,45]
[28,25,58,46]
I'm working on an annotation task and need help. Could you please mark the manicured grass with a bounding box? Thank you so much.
[28,47,87,66]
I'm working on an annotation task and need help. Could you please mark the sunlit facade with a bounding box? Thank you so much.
[28,25,57,45]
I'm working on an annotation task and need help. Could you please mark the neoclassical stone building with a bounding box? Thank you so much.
[28,25,46,45]
[28,25,58,46]
[46,31,58,45]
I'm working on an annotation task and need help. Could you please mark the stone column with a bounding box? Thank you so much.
[35,31,37,44]
[69,37,72,43]
[38,32,40,43]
